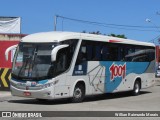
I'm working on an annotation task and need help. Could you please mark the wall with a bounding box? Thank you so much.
[0,34,26,91]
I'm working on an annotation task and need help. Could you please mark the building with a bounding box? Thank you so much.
[0,34,26,91]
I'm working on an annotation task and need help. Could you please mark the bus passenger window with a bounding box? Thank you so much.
[86,45,92,60]
[54,48,68,75]
[102,47,109,61]
[125,48,135,61]
[108,46,118,61]
[76,46,87,65]
[92,46,101,61]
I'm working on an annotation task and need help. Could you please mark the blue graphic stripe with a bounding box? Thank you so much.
[100,61,150,92]
[11,78,48,85]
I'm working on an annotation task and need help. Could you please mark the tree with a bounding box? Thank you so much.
[89,31,101,35]
[82,31,103,35]
[82,31,127,39]
[108,34,127,39]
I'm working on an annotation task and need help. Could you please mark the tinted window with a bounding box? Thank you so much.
[52,39,78,76]
[76,40,155,63]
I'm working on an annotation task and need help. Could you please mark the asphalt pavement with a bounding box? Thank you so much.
[0,79,160,120]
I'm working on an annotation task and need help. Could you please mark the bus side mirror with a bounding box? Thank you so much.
[51,44,69,62]
[5,44,18,61]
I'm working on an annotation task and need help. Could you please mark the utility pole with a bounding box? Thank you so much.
[146,18,160,32]
[146,18,160,44]
[54,15,57,31]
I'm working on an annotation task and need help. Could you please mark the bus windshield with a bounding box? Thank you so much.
[12,42,55,80]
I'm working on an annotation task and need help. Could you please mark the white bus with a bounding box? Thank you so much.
[6,31,155,102]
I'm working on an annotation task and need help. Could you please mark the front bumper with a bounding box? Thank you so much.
[10,85,54,99]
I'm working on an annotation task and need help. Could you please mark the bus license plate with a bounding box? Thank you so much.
[24,92,31,96]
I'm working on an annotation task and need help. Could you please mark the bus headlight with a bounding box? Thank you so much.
[53,79,59,85]
[41,82,54,88]
[10,80,16,86]
[40,80,59,89]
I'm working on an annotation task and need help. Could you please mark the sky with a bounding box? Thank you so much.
[0,0,160,43]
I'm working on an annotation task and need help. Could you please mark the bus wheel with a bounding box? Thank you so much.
[132,81,140,96]
[71,84,85,103]
[36,98,48,102]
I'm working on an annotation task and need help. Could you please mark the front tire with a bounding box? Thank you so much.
[36,98,48,102]
[71,84,85,103]
[132,81,141,96]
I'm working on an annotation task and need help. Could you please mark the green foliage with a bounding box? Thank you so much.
[82,31,127,39]
[108,33,127,39]
[89,31,101,35]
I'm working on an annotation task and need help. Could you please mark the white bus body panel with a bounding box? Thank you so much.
[10,31,155,100]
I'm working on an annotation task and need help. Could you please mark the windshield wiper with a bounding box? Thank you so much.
[28,48,38,77]
[17,57,30,78]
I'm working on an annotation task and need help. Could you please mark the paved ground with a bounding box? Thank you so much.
[0,91,11,97]
[0,80,160,120]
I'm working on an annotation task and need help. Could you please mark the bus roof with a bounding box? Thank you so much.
[21,31,155,47]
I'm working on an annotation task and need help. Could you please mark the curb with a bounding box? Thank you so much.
[0,91,11,97]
